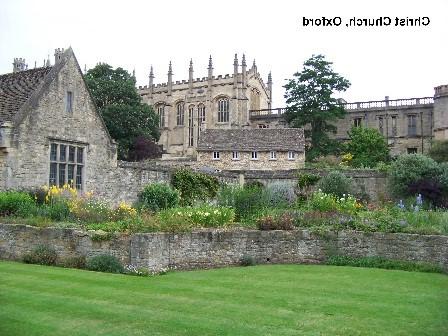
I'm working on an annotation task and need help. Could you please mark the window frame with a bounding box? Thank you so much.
[288,151,296,160]
[212,151,220,160]
[251,151,258,160]
[407,114,417,137]
[156,104,165,128]
[198,103,206,123]
[176,102,185,126]
[66,91,73,113]
[269,151,277,160]
[217,98,230,123]
[49,141,85,190]
[353,117,362,127]
[232,151,240,160]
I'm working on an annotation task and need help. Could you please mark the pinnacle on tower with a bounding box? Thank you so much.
[149,65,154,79]
[168,61,173,75]
[233,53,238,66]
[208,55,213,69]
[189,59,193,71]
[242,54,247,66]
[268,71,272,83]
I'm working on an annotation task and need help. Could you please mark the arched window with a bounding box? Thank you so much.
[188,105,194,147]
[156,104,165,128]
[250,88,261,110]
[217,98,229,123]
[176,102,185,126]
[198,103,206,123]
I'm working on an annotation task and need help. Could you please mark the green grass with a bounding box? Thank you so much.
[0,262,447,336]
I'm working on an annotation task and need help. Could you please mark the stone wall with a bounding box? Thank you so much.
[95,164,388,205]
[1,224,446,272]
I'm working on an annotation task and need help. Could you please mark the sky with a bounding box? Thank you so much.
[1,0,447,107]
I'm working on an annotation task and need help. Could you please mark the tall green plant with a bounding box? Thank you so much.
[171,169,220,206]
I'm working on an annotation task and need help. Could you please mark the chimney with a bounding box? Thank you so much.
[54,48,65,65]
[12,58,27,73]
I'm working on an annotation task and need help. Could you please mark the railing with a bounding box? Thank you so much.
[249,97,434,118]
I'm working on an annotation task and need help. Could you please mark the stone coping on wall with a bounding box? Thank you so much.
[0,224,446,272]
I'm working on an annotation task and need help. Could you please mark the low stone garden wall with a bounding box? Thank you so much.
[1,224,446,271]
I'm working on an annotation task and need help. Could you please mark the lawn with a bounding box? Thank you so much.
[0,262,447,336]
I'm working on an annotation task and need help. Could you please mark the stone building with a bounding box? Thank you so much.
[197,128,305,170]
[0,48,117,191]
[249,86,448,156]
[138,55,273,157]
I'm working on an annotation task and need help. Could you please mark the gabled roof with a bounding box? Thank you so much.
[0,67,52,123]
[197,128,305,152]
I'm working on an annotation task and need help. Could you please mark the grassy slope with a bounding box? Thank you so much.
[0,261,447,336]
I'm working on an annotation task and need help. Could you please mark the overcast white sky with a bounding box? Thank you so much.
[1,0,447,106]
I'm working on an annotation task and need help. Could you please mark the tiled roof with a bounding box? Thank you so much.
[0,67,52,123]
[197,128,305,152]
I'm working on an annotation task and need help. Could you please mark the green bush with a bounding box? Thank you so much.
[217,185,267,220]
[389,154,441,197]
[316,171,352,198]
[0,191,36,217]
[70,198,111,223]
[344,126,390,168]
[62,255,86,269]
[326,255,444,274]
[240,255,256,267]
[23,244,57,266]
[86,254,124,273]
[428,140,448,163]
[139,183,180,212]
[297,172,320,189]
[171,169,220,206]
[43,201,72,221]
[265,182,296,207]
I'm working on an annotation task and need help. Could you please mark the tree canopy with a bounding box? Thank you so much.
[85,63,160,160]
[284,55,350,161]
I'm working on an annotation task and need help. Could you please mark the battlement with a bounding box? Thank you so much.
[435,85,448,98]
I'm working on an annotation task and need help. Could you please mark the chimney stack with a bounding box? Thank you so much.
[12,58,27,73]
[54,48,65,65]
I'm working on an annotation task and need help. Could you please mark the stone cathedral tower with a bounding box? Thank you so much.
[138,55,272,157]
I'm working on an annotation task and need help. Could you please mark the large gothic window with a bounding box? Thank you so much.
[156,104,165,128]
[198,103,206,123]
[188,105,194,147]
[217,98,229,123]
[176,102,185,126]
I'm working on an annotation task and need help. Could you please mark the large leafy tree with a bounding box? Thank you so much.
[284,55,350,161]
[344,126,390,168]
[85,63,160,160]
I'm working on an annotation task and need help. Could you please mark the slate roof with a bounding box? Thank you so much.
[0,67,52,123]
[197,128,305,152]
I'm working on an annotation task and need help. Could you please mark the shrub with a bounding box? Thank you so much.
[389,154,441,197]
[85,254,124,273]
[344,126,390,168]
[139,183,180,212]
[217,185,267,220]
[23,244,57,266]
[171,168,220,206]
[316,171,352,198]
[408,179,444,208]
[62,255,86,269]
[0,191,36,217]
[245,181,264,189]
[240,255,256,267]
[128,136,162,161]
[306,190,361,214]
[326,255,444,274]
[69,197,111,223]
[256,213,295,230]
[297,173,320,189]
[428,140,448,163]
[265,182,296,207]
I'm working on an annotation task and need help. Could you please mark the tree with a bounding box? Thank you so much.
[85,63,160,160]
[128,136,163,161]
[284,55,350,161]
[344,126,390,168]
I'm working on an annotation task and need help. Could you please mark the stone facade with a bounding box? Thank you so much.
[1,224,447,272]
[138,55,272,157]
[250,88,448,156]
[197,128,305,170]
[0,48,117,193]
